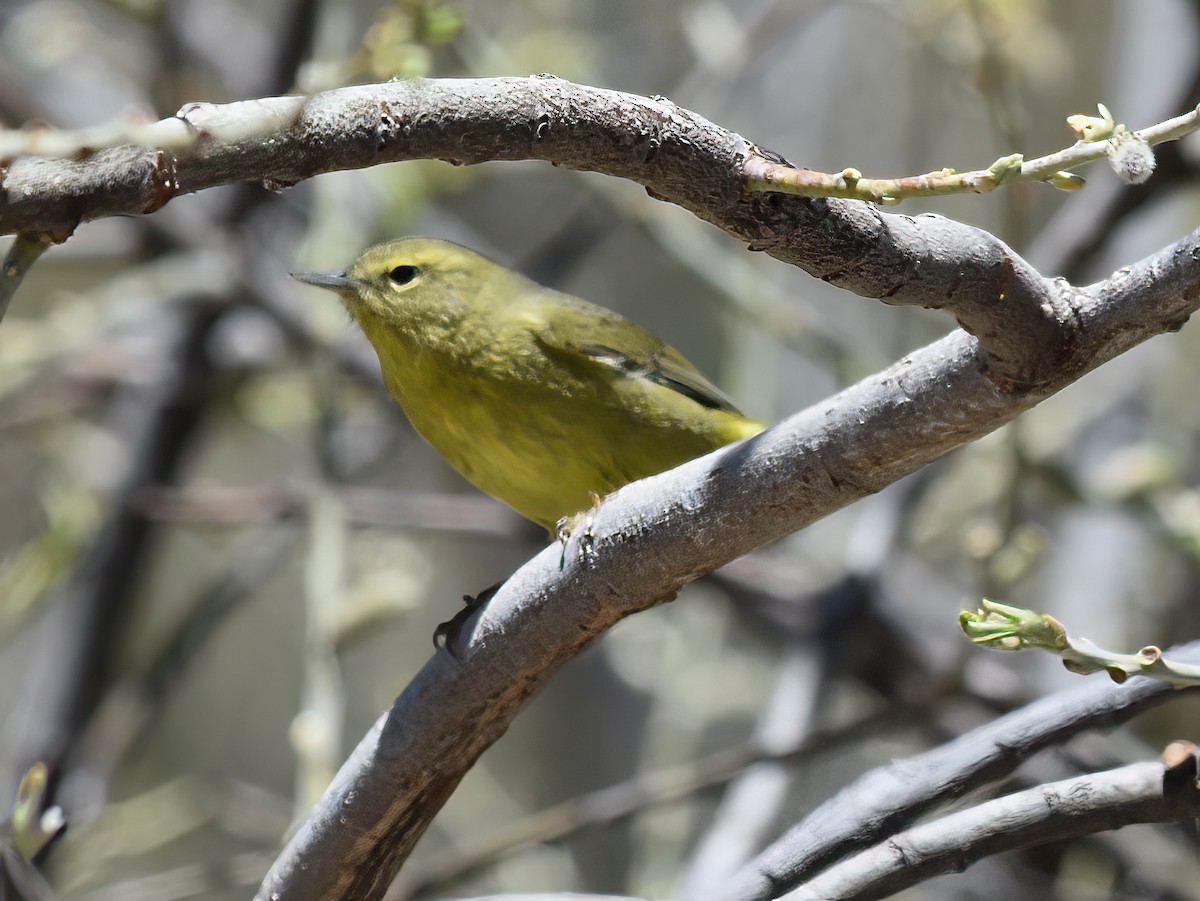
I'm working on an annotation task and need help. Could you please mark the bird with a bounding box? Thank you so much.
[292,237,765,534]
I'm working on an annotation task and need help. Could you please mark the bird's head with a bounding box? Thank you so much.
[292,237,501,336]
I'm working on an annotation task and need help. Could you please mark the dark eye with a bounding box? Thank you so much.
[388,265,419,285]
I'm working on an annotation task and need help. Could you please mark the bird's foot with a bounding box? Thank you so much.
[433,581,502,660]
[556,496,600,570]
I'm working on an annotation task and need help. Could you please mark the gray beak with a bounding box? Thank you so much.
[290,270,360,291]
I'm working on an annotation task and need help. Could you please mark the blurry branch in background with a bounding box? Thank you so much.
[134,484,525,537]
[0,233,52,325]
[783,753,1200,901]
[0,478,99,641]
[388,703,918,900]
[721,646,1200,899]
[67,528,298,793]
[14,298,228,796]
[962,598,1200,685]
[680,647,826,893]
[44,776,290,899]
[292,352,350,813]
[680,477,927,894]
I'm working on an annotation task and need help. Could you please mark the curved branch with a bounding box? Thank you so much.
[0,76,1126,387]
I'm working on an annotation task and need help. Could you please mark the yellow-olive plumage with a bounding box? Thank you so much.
[293,238,765,532]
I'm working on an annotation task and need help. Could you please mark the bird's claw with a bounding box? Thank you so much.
[556,498,600,570]
[433,581,503,660]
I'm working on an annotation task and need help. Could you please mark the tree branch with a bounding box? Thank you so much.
[3,76,1187,388]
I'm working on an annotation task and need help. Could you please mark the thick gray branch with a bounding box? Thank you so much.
[0,76,1102,387]
[256,229,1200,900]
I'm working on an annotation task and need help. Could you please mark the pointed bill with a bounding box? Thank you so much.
[290,271,362,291]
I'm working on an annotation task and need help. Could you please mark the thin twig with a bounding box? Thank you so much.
[742,103,1200,203]
[962,598,1200,684]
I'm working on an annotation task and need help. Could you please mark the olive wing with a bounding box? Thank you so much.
[526,291,745,415]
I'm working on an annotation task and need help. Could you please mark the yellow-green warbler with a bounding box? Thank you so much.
[293,238,765,533]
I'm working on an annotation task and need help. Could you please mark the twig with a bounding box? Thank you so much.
[1035,62,1200,280]
[294,358,349,812]
[961,598,1200,684]
[742,103,1199,203]
[133,484,529,538]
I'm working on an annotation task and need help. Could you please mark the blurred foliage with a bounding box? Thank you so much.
[0,477,99,639]
[354,0,465,81]
[1,0,1199,899]
[912,0,1069,83]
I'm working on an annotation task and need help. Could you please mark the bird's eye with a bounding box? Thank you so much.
[388,265,419,285]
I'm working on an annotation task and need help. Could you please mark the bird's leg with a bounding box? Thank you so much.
[433,580,503,659]
[556,494,601,570]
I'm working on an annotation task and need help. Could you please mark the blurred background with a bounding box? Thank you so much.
[2,0,1200,898]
